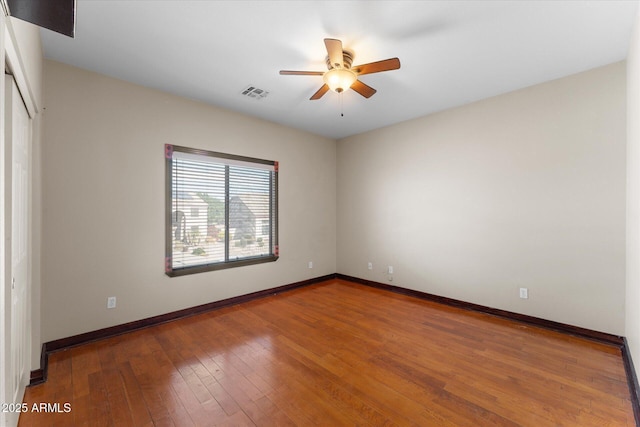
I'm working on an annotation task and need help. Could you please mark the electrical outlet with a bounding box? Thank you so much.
[519,288,528,299]
[308,261,313,269]
[388,266,394,274]
[107,296,116,309]
[367,262,373,270]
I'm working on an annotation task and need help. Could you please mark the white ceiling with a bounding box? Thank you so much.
[39,0,638,140]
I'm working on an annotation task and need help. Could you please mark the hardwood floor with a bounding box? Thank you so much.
[20,279,635,426]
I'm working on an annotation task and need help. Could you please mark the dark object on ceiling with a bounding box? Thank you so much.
[6,0,76,38]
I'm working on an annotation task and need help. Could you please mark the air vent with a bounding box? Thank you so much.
[240,85,269,100]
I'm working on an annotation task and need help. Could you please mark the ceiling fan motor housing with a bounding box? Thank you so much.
[326,50,354,70]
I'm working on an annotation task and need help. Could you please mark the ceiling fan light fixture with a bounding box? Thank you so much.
[323,68,357,93]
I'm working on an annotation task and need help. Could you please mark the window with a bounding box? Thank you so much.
[165,144,278,276]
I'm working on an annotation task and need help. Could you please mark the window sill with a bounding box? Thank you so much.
[165,255,279,277]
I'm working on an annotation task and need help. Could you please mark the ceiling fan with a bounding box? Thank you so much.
[280,38,401,100]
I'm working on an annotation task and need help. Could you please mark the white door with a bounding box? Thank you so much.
[3,75,31,427]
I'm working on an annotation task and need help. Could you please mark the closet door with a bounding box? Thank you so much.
[3,74,31,427]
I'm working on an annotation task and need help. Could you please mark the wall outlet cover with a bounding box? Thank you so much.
[107,296,116,309]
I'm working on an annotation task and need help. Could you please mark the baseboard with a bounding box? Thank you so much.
[29,343,47,385]
[29,368,44,385]
[335,274,624,346]
[29,273,335,386]
[622,338,640,425]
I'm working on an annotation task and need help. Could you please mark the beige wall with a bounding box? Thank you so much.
[337,62,626,335]
[627,6,640,379]
[41,56,630,343]
[41,60,337,342]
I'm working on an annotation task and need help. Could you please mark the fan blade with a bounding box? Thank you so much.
[279,70,324,76]
[353,58,401,75]
[324,38,344,69]
[310,84,330,100]
[351,79,377,98]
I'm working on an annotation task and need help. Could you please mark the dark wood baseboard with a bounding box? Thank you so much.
[29,343,48,385]
[336,274,624,346]
[29,368,44,384]
[622,338,640,426]
[29,273,335,386]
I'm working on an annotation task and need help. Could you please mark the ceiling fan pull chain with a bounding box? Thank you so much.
[340,92,344,117]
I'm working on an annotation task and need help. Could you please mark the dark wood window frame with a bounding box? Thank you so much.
[165,144,278,277]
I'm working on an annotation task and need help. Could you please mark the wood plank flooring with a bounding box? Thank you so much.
[19,279,635,426]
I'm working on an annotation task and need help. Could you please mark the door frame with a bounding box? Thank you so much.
[0,10,7,427]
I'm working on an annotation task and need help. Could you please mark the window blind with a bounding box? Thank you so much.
[165,145,278,276]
